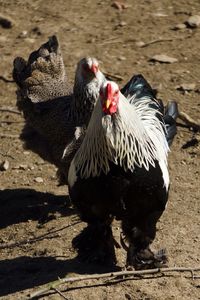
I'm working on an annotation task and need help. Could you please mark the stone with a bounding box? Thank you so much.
[118,56,126,61]
[176,83,196,92]
[23,151,30,155]
[119,21,127,27]
[18,164,28,170]
[111,1,131,10]
[34,177,44,183]
[152,12,168,17]
[0,14,14,28]
[135,41,145,47]
[186,15,200,28]
[172,23,186,30]
[150,54,178,63]
[18,30,28,38]
[0,160,9,171]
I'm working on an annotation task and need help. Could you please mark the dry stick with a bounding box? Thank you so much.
[140,38,178,48]
[99,37,183,46]
[52,288,69,300]
[0,106,21,115]
[0,234,60,250]
[0,75,15,83]
[0,151,15,160]
[98,39,122,45]
[0,222,81,250]
[178,111,200,131]
[0,120,24,124]
[103,72,124,81]
[30,267,200,299]
[98,37,121,45]
[0,133,20,138]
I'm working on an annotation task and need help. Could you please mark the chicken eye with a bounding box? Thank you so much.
[114,90,119,96]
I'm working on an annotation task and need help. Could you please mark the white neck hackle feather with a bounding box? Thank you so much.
[69,92,170,189]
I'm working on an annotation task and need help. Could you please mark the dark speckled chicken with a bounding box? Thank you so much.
[13,36,105,184]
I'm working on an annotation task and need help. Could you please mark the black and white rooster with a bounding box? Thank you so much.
[68,76,178,269]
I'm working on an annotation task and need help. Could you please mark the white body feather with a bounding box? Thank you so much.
[68,91,169,190]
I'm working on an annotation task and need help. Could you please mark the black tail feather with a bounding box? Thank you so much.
[164,101,179,146]
[27,35,59,65]
[12,35,60,89]
[121,74,178,147]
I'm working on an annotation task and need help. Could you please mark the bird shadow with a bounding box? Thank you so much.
[0,188,75,229]
[0,255,117,297]
[0,189,120,297]
[20,124,55,165]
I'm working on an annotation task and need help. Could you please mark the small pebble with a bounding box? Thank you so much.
[18,30,28,38]
[111,1,131,10]
[118,56,126,61]
[34,177,44,183]
[26,38,36,44]
[135,41,145,47]
[176,83,196,92]
[153,83,163,92]
[0,14,14,28]
[150,54,178,64]
[23,151,30,155]
[152,12,168,17]
[35,159,45,165]
[186,15,200,28]
[18,164,28,170]
[119,21,127,27]
[0,160,9,171]
[31,26,42,36]
[0,36,7,43]
[172,23,186,30]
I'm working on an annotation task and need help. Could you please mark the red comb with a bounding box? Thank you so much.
[107,82,113,99]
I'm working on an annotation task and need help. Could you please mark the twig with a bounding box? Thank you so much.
[97,37,121,45]
[0,151,15,160]
[29,266,200,299]
[52,287,69,300]
[103,72,124,81]
[140,38,177,48]
[0,106,21,115]
[0,133,20,138]
[98,39,121,45]
[0,75,14,83]
[178,111,200,131]
[0,120,24,124]
[0,222,81,250]
[0,234,60,250]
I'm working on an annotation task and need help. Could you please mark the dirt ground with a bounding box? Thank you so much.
[0,0,200,299]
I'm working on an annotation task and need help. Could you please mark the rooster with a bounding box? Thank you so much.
[13,36,105,184]
[68,78,178,269]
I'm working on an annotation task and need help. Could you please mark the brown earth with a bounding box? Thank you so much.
[0,0,200,299]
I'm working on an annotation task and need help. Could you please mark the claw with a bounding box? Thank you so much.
[72,224,117,265]
[120,232,129,251]
[127,247,168,270]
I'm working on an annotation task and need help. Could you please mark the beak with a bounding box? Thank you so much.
[105,99,111,109]
[91,64,98,75]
